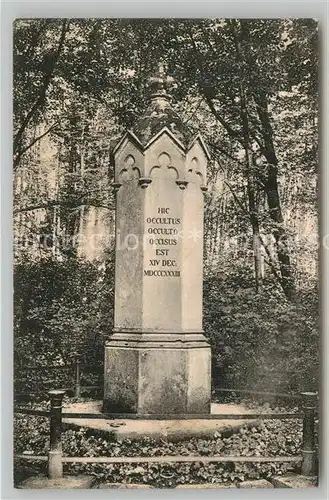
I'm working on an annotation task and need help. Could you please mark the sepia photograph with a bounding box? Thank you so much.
[12,18,319,489]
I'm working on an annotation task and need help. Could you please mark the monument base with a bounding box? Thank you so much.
[103,332,211,414]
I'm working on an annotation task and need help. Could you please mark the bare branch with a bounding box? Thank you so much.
[14,121,60,167]
[13,200,114,216]
[224,180,248,213]
[186,27,244,145]
[209,142,245,167]
[14,20,70,155]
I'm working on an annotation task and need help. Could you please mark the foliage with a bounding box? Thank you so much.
[204,269,319,394]
[14,403,315,487]
[14,255,114,394]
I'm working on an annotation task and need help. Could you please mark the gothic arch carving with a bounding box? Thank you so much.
[186,157,205,186]
[187,168,204,186]
[149,165,178,180]
[125,154,135,167]
[149,152,178,180]
[118,154,141,182]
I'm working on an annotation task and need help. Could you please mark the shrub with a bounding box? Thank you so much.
[14,254,114,395]
[204,269,319,394]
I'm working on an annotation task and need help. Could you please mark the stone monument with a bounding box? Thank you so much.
[103,64,211,414]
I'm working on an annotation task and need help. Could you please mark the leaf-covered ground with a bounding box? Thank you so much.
[14,397,318,488]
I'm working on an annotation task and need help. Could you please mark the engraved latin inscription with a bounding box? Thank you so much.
[144,207,181,277]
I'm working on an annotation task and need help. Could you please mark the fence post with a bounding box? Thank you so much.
[48,390,65,479]
[301,391,317,476]
[74,352,81,398]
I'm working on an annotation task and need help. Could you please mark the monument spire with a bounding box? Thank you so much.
[148,61,174,102]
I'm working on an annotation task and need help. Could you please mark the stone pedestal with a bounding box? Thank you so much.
[104,66,211,414]
[104,342,211,414]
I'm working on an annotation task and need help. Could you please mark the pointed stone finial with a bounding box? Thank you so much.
[148,62,174,101]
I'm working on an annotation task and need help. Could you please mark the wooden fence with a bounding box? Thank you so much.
[14,389,318,481]
[15,354,308,402]
[15,353,103,400]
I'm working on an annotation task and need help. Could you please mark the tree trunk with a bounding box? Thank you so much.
[232,19,262,293]
[238,19,295,301]
[253,89,296,300]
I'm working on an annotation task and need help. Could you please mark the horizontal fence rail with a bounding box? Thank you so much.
[57,411,306,421]
[13,389,318,481]
[213,388,302,400]
[15,353,307,403]
[15,455,302,465]
[15,352,102,400]
[20,365,72,371]
[14,407,304,420]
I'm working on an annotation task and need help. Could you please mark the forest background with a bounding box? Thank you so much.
[13,18,319,397]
